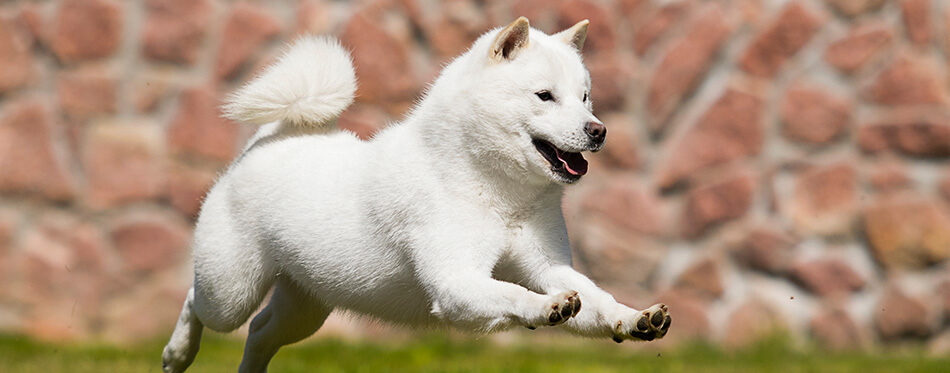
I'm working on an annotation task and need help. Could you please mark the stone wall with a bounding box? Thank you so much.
[0,0,948,350]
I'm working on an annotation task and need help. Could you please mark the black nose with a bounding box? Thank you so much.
[584,122,606,143]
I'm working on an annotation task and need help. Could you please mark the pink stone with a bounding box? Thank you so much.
[0,15,35,94]
[167,85,240,162]
[214,3,281,80]
[658,89,763,189]
[739,2,822,78]
[682,172,755,238]
[142,0,212,65]
[57,68,116,120]
[49,0,122,64]
[110,213,190,276]
[789,162,857,236]
[647,4,731,131]
[825,23,893,74]
[0,99,75,201]
[83,122,166,209]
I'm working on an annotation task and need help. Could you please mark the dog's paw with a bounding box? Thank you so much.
[539,290,581,327]
[612,303,670,343]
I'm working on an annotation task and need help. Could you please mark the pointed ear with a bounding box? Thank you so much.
[556,19,589,51]
[490,17,530,61]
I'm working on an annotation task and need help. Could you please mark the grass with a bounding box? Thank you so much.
[1,332,947,373]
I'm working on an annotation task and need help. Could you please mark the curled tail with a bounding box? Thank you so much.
[222,36,356,128]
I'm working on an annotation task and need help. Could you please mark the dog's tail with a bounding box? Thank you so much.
[222,36,356,128]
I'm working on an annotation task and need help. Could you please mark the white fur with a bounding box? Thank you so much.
[221,37,356,127]
[163,20,669,373]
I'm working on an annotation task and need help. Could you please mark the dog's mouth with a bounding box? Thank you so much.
[532,138,588,182]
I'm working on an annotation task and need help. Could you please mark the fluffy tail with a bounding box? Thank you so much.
[222,36,356,127]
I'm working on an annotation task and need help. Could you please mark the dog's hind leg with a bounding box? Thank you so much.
[162,287,204,373]
[238,278,333,373]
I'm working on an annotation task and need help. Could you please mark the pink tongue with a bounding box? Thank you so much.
[556,149,588,176]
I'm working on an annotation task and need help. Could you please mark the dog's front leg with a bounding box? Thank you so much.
[423,268,582,332]
[409,218,582,332]
[528,264,671,342]
[509,206,671,342]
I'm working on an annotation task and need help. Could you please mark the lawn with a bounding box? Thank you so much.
[1,332,946,372]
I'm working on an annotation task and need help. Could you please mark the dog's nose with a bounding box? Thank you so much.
[584,122,606,143]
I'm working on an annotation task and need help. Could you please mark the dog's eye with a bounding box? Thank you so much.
[535,90,554,102]
[583,92,588,102]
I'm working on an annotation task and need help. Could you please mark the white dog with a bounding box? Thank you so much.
[162,17,670,373]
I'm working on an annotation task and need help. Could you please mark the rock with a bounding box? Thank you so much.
[109,213,190,276]
[425,0,490,59]
[341,7,417,111]
[168,162,218,219]
[863,197,950,269]
[295,0,333,36]
[674,258,724,299]
[13,213,109,340]
[49,0,122,64]
[857,112,950,158]
[789,162,857,236]
[0,15,36,94]
[646,4,731,132]
[868,158,912,193]
[732,226,797,274]
[658,88,764,189]
[0,209,20,297]
[824,23,893,74]
[653,289,711,342]
[581,180,663,236]
[586,52,632,112]
[929,330,950,356]
[739,2,822,78]
[14,4,43,48]
[101,277,188,342]
[132,73,172,113]
[573,223,665,290]
[864,55,947,106]
[810,306,864,350]
[214,3,281,80]
[824,0,885,17]
[937,280,950,320]
[167,85,240,162]
[789,259,864,297]
[590,112,639,169]
[940,171,950,203]
[511,0,559,32]
[780,83,852,145]
[57,68,116,120]
[724,299,785,348]
[556,0,616,54]
[337,103,390,140]
[0,99,75,201]
[900,0,931,46]
[875,287,935,340]
[682,171,755,238]
[83,121,166,209]
[142,0,212,65]
[633,2,690,55]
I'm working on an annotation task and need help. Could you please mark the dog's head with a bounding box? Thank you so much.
[453,17,604,185]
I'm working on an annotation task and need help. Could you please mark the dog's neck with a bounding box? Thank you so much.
[402,108,564,221]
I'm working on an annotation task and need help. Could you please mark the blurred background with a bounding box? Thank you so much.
[0,0,948,356]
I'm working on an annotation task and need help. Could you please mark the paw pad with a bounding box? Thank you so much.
[614,303,671,343]
[546,290,581,326]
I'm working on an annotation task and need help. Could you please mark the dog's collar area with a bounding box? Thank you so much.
[532,138,588,181]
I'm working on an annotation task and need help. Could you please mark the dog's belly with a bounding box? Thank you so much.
[279,241,438,325]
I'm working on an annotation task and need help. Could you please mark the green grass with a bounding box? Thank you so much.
[1,332,947,373]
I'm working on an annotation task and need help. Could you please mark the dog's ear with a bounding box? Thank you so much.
[490,17,530,61]
[555,19,589,51]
